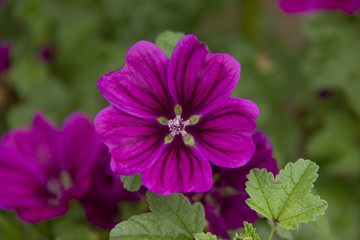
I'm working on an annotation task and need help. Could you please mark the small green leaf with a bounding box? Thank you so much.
[183,134,196,148]
[155,31,185,58]
[110,191,205,240]
[195,232,218,240]
[146,191,204,235]
[121,174,142,192]
[234,222,260,240]
[157,116,169,125]
[188,115,202,125]
[60,171,73,190]
[174,104,182,115]
[245,159,328,230]
[165,134,174,144]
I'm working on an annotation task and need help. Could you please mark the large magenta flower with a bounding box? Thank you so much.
[191,131,279,239]
[279,0,360,14]
[0,112,138,225]
[95,34,259,195]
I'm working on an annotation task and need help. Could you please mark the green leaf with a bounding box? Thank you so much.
[121,174,142,192]
[155,31,185,58]
[245,159,328,230]
[234,222,260,240]
[146,191,204,235]
[195,232,218,240]
[306,110,360,177]
[110,191,205,240]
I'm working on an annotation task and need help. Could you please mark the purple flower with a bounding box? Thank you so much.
[0,0,7,10]
[94,34,259,195]
[0,112,138,225]
[279,0,360,14]
[0,42,10,75]
[79,146,140,230]
[38,46,54,63]
[190,131,279,239]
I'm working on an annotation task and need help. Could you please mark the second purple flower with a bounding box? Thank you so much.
[95,34,259,195]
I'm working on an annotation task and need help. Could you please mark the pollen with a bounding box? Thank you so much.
[168,115,189,136]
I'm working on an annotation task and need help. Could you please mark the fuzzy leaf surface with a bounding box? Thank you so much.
[155,31,185,58]
[110,191,204,240]
[121,174,142,192]
[235,222,260,240]
[245,159,328,230]
[195,232,218,240]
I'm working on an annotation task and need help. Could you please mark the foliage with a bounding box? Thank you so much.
[234,222,260,240]
[109,191,204,240]
[0,0,359,239]
[121,174,143,192]
[246,159,328,230]
[195,232,218,240]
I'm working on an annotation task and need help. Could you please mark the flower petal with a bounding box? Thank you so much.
[80,146,140,230]
[0,149,70,223]
[59,112,104,198]
[142,136,212,195]
[98,41,175,119]
[214,131,279,192]
[219,194,258,230]
[0,149,45,209]
[168,34,240,119]
[16,204,69,223]
[94,106,168,175]
[187,98,259,168]
[204,204,230,239]
[279,0,360,14]
[1,113,59,179]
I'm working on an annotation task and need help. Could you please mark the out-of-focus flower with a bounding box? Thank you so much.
[0,112,138,226]
[94,34,259,195]
[38,45,54,63]
[189,131,279,239]
[79,147,140,230]
[0,0,7,10]
[0,42,10,75]
[279,0,360,14]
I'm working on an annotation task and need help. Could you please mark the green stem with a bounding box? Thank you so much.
[267,222,278,240]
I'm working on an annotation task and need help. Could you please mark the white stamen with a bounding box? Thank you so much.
[168,115,189,136]
[47,178,62,197]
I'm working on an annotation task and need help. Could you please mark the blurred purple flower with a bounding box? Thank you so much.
[279,0,360,14]
[0,112,138,226]
[79,147,139,230]
[190,131,279,239]
[318,89,333,100]
[0,42,10,74]
[0,0,6,10]
[38,46,53,63]
[94,34,259,195]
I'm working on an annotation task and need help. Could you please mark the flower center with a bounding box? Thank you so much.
[168,115,189,136]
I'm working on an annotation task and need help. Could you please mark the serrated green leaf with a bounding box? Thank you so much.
[147,191,204,236]
[121,174,142,192]
[155,31,185,58]
[234,222,260,240]
[110,213,189,240]
[245,159,328,230]
[195,232,218,240]
[110,192,205,240]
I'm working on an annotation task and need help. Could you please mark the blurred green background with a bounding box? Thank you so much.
[1,0,360,239]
